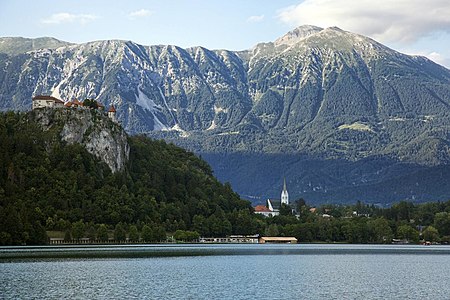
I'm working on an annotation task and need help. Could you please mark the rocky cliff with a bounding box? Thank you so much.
[31,108,129,173]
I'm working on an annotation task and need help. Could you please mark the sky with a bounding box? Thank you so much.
[0,0,449,68]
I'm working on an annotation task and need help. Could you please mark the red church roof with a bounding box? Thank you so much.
[254,205,272,212]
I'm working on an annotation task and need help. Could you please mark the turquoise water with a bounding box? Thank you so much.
[1,244,450,299]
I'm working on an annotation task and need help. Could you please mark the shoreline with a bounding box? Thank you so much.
[1,244,450,260]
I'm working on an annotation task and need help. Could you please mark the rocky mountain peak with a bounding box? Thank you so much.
[274,25,323,46]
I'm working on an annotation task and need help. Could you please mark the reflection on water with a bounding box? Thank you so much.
[1,244,450,299]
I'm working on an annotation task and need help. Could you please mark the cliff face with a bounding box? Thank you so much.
[31,108,129,173]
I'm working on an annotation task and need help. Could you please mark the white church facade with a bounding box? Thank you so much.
[254,178,290,217]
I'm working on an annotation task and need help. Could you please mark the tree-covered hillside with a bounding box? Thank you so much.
[0,111,258,245]
[1,110,449,246]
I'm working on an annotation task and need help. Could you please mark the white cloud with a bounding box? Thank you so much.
[401,49,450,68]
[426,52,449,67]
[41,13,98,25]
[128,9,152,20]
[247,15,265,23]
[277,0,450,44]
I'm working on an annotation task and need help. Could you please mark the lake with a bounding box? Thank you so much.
[1,244,450,299]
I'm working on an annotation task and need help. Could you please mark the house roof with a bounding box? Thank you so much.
[64,101,73,107]
[32,95,64,103]
[108,105,116,113]
[254,205,272,213]
[72,99,83,106]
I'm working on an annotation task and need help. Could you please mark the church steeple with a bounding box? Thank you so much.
[281,177,289,205]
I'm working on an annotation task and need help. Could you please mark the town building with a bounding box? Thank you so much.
[254,205,278,217]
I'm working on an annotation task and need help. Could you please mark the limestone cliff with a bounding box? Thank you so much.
[31,108,129,173]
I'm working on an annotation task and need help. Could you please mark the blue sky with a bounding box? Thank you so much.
[1,0,449,67]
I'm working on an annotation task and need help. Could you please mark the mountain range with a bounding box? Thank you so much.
[1,25,450,205]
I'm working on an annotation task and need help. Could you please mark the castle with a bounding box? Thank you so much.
[32,95,117,122]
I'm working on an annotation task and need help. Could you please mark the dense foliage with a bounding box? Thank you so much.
[0,111,255,245]
[267,200,450,244]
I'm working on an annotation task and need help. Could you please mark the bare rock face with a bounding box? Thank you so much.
[32,108,129,173]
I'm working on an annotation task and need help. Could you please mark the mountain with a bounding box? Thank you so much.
[0,37,71,55]
[1,26,450,204]
[0,109,255,245]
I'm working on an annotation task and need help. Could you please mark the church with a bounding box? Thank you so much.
[254,178,289,217]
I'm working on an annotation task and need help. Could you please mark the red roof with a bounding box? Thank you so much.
[72,99,83,106]
[108,105,116,113]
[64,102,73,107]
[254,205,272,212]
[32,95,64,104]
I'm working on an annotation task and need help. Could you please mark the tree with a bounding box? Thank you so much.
[153,226,166,242]
[295,198,306,212]
[141,225,153,242]
[97,224,109,241]
[82,99,98,109]
[193,215,209,236]
[128,225,139,242]
[64,229,72,241]
[72,220,85,240]
[434,212,450,237]
[397,225,419,242]
[265,224,279,236]
[174,230,199,242]
[86,223,96,241]
[280,204,292,216]
[114,223,126,241]
[368,218,393,243]
[422,226,439,242]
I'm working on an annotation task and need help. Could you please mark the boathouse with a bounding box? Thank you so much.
[259,237,297,244]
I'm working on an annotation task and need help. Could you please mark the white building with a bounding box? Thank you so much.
[108,105,117,122]
[281,177,289,205]
[254,205,279,217]
[32,95,64,110]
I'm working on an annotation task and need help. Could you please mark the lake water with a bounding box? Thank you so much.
[1,244,450,299]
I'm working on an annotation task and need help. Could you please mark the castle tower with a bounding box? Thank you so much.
[281,178,289,205]
[108,105,117,122]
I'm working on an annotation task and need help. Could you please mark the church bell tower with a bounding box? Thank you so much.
[281,178,289,205]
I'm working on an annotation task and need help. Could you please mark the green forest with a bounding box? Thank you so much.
[268,200,450,244]
[0,110,449,245]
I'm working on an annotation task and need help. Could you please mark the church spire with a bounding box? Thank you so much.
[281,177,289,205]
